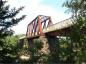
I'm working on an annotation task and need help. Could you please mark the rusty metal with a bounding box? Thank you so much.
[26,15,53,38]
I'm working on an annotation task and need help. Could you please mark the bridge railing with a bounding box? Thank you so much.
[26,15,53,38]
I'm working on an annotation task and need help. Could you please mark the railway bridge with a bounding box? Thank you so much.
[19,15,74,55]
[26,15,73,38]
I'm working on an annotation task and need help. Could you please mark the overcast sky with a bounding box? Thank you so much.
[7,0,71,34]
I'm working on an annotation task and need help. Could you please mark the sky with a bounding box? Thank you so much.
[7,0,71,34]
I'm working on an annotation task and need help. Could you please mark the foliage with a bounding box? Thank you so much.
[20,39,48,64]
[0,35,19,63]
[58,0,86,64]
[0,0,25,63]
[34,39,43,50]
[59,38,70,63]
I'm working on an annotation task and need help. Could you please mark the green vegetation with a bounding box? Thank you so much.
[0,0,86,64]
[59,0,86,63]
[0,0,25,63]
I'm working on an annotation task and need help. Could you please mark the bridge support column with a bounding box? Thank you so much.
[39,36,50,55]
[45,34,60,63]
[39,35,60,63]
[27,39,34,48]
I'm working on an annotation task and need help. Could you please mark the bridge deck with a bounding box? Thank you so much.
[43,18,74,33]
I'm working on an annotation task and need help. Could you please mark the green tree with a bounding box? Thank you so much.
[0,0,25,63]
[59,0,86,64]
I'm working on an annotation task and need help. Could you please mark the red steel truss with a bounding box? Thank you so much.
[26,15,53,38]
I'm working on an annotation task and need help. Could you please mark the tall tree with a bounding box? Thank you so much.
[0,0,25,63]
[61,0,86,64]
